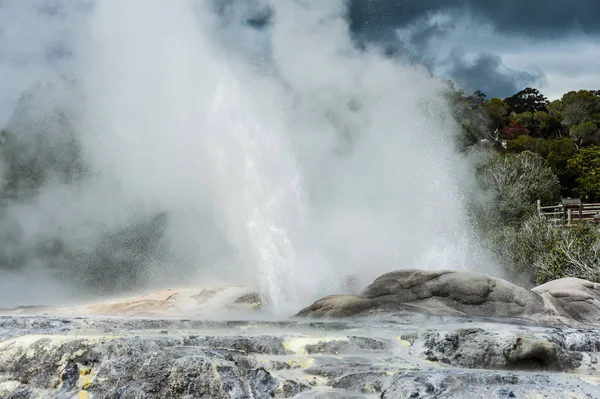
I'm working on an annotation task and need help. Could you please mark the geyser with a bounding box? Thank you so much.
[0,0,493,313]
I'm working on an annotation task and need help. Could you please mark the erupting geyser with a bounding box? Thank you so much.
[0,0,493,313]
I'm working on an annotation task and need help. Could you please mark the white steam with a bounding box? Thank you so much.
[0,0,495,313]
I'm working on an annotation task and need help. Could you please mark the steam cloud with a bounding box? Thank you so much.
[0,0,495,314]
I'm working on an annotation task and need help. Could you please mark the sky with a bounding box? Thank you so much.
[0,0,599,124]
[347,0,600,101]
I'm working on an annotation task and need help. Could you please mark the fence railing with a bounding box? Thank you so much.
[537,200,600,226]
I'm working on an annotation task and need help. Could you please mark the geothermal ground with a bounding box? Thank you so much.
[1,271,600,398]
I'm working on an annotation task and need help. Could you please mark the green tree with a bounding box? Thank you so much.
[561,90,600,128]
[567,146,600,201]
[504,87,549,114]
[547,99,564,117]
[484,98,510,129]
[510,112,536,134]
[506,135,549,157]
[546,138,578,196]
[533,111,562,138]
[569,121,598,149]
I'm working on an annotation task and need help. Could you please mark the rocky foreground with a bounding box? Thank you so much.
[1,270,600,398]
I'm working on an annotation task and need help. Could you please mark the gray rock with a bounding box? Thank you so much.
[1,315,599,398]
[0,334,308,399]
[416,328,582,371]
[295,269,600,325]
[380,370,593,399]
[304,336,388,355]
[533,277,600,324]
[362,270,545,318]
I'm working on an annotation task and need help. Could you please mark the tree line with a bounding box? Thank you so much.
[452,85,600,285]
[450,85,600,202]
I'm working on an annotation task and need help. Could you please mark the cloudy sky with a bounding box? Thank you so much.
[347,0,600,101]
[1,0,599,124]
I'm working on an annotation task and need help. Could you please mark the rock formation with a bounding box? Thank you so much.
[1,316,599,398]
[1,286,261,318]
[1,270,600,398]
[295,269,600,325]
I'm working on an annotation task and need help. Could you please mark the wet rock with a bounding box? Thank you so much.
[1,314,599,398]
[304,336,387,355]
[0,334,307,399]
[416,328,583,371]
[183,335,289,355]
[381,370,592,398]
[332,372,392,393]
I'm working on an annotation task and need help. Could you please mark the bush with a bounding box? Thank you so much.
[535,223,600,283]
[489,214,559,284]
[506,135,549,158]
[477,151,561,226]
[490,215,600,285]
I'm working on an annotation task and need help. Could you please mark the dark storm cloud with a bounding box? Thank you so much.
[446,50,545,98]
[346,0,579,97]
[348,0,600,37]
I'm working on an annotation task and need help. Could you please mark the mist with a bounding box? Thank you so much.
[0,0,497,314]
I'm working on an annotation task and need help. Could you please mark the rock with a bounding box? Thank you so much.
[416,328,582,371]
[1,315,599,398]
[303,336,387,355]
[183,335,290,355]
[295,269,600,325]
[0,334,308,399]
[294,295,378,318]
[533,277,600,324]
[362,270,545,318]
[380,370,585,399]
[1,286,261,318]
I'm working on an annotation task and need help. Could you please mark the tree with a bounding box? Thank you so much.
[569,122,598,149]
[533,111,562,138]
[546,138,578,196]
[445,82,492,149]
[484,98,509,129]
[500,122,530,139]
[567,146,600,201]
[467,90,487,108]
[510,112,536,134]
[506,135,549,158]
[548,100,563,117]
[561,90,600,128]
[504,87,549,114]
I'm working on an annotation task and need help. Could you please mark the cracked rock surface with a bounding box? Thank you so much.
[1,316,600,398]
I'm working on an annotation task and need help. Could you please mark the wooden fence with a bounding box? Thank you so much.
[537,200,600,226]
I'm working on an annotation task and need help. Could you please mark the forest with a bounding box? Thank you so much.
[451,85,600,285]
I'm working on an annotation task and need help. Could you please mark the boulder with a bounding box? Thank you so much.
[415,328,582,371]
[532,277,600,324]
[295,270,600,325]
[362,270,545,318]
